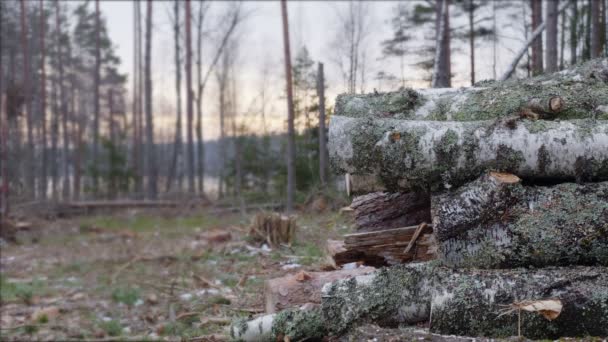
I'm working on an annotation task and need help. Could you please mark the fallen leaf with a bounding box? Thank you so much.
[146,293,158,305]
[294,271,311,282]
[516,299,563,320]
[31,306,60,322]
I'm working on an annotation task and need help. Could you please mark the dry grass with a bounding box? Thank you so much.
[0,208,353,341]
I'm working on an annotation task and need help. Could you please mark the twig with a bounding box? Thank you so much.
[403,222,428,254]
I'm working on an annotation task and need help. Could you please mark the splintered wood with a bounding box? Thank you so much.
[329,223,436,267]
[248,212,297,248]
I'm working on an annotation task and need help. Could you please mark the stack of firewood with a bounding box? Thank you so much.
[232,58,608,341]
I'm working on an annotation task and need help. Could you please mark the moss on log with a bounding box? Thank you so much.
[230,307,326,342]
[432,175,608,268]
[322,263,608,339]
[335,58,608,121]
[329,117,608,192]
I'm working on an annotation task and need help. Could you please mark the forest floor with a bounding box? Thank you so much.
[0,206,353,341]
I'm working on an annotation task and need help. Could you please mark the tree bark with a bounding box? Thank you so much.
[571,0,579,65]
[432,0,451,88]
[317,62,328,187]
[335,58,607,122]
[39,0,47,200]
[468,0,475,85]
[195,1,205,196]
[280,0,296,213]
[20,0,35,199]
[56,2,69,200]
[339,223,436,266]
[531,0,543,75]
[264,267,375,314]
[322,264,608,339]
[350,191,430,231]
[546,0,559,72]
[166,0,182,193]
[591,0,602,58]
[432,173,608,268]
[329,117,608,192]
[144,0,157,199]
[184,0,195,195]
[234,264,608,340]
[93,0,100,194]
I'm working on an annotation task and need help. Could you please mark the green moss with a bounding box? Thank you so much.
[492,144,525,173]
[335,88,424,119]
[271,308,326,340]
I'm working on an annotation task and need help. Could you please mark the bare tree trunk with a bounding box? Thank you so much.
[571,0,579,64]
[51,7,59,200]
[468,0,475,85]
[166,0,182,193]
[280,0,296,213]
[196,1,204,196]
[546,0,559,72]
[72,90,81,200]
[20,0,35,199]
[39,0,47,200]
[185,0,195,195]
[144,0,157,199]
[531,0,544,75]
[1,56,8,218]
[560,3,566,69]
[501,1,572,80]
[217,53,227,199]
[432,0,451,88]
[584,0,592,59]
[317,62,327,187]
[591,0,602,57]
[57,2,70,200]
[93,0,101,194]
[132,0,141,198]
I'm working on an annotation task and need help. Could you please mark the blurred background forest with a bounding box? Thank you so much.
[1,0,607,212]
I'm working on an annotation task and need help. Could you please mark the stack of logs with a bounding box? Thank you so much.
[232,58,608,341]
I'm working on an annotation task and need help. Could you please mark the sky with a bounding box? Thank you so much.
[99,0,533,141]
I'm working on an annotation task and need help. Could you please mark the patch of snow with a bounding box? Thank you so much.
[281,263,301,270]
[179,293,193,301]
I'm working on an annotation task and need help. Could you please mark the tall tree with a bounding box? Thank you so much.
[166,0,182,193]
[144,0,157,198]
[333,1,370,93]
[380,3,412,88]
[531,0,543,75]
[39,0,47,199]
[93,0,101,194]
[546,0,559,72]
[20,0,35,198]
[132,0,142,197]
[185,0,194,194]
[316,62,327,187]
[571,0,579,64]
[56,1,70,199]
[591,0,602,57]
[280,0,295,213]
[195,1,208,195]
[432,0,451,87]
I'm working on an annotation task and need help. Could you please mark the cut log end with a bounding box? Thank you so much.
[489,171,521,184]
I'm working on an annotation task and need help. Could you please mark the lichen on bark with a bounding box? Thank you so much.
[435,179,608,268]
[329,116,608,192]
[334,58,608,122]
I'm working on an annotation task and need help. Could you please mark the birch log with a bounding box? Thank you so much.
[323,264,608,339]
[432,174,608,268]
[330,117,608,192]
[334,58,608,122]
[234,264,608,340]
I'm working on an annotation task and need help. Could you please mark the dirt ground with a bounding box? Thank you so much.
[0,207,352,341]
